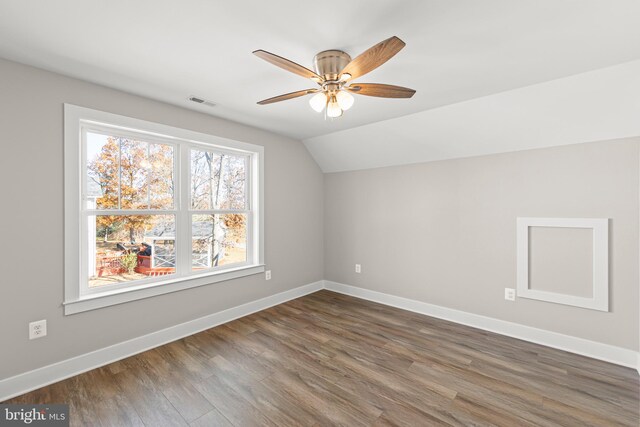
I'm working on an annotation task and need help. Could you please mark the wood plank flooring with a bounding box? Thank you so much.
[4,290,639,426]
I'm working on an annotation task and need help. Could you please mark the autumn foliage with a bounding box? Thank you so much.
[88,136,174,242]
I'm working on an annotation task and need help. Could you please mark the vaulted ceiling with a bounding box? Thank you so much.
[1,0,639,171]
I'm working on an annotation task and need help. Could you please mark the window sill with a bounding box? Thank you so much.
[63,264,265,315]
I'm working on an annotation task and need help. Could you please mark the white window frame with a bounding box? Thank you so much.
[516,217,608,312]
[64,104,264,315]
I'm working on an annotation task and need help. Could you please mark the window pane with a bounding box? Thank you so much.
[86,132,174,210]
[87,132,118,209]
[149,143,174,209]
[120,138,148,209]
[190,149,246,210]
[192,214,247,270]
[89,214,175,288]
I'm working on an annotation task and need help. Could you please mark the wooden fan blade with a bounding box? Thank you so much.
[340,36,406,81]
[257,89,319,105]
[347,83,416,98]
[253,50,322,82]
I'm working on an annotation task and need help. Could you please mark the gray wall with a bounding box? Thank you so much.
[324,139,639,351]
[0,57,637,383]
[0,59,324,380]
[528,226,593,297]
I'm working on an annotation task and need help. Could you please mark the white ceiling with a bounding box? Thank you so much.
[0,0,640,135]
[305,60,640,172]
[1,0,639,144]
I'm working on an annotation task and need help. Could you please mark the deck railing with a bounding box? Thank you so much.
[95,253,126,276]
[96,250,215,276]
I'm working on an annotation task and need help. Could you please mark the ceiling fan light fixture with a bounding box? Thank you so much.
[254,36,415,118]
[309,92,327,112]
[326,95,343,118]
[336,90,354,111]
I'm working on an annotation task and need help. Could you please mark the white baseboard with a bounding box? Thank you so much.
[0,280,324,402]
[324,281,640,372]
[2,278,637,401]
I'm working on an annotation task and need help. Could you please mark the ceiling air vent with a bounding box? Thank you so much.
[189,96,216,107]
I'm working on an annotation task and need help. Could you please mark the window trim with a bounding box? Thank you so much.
[64,104,264,315]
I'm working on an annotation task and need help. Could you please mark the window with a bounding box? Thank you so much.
[64,105,264,314]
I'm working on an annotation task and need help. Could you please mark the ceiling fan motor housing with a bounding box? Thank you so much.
[313,50,352,81]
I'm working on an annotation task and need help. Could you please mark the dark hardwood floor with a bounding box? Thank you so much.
[5,290,639,426]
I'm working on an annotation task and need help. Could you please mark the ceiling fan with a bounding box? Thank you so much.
[253,36,416,118]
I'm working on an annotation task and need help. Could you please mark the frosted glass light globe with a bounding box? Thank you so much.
[326,96,343,118]
[336,90,354,111]
[309,92,327,112]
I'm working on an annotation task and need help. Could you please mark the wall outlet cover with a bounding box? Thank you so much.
[29,320,47,340]
[505,288,516,301]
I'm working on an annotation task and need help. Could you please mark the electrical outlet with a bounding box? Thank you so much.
[504,288,516,301]
[355,264,361,273]
[265,270,271,280]
[29,320,47,340]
